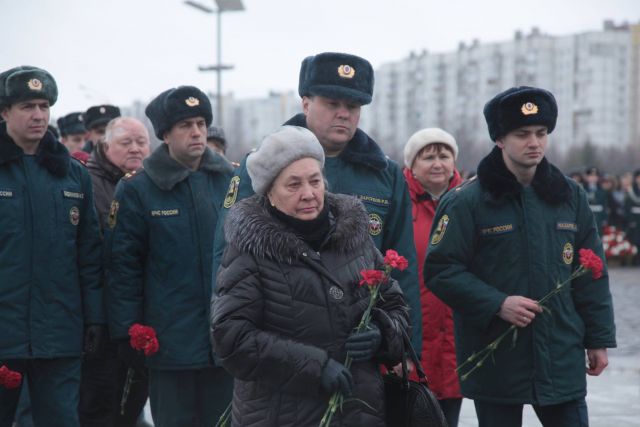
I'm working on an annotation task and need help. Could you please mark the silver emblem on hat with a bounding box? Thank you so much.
[27,79,42,91]
[329,285,344,300]
[185,97,200,107]
[99,107,106,114]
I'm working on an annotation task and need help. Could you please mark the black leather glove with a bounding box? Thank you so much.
[345,323,382,362]
[116,340,146,370]
[83,324,107,358]
[320,358,353,395]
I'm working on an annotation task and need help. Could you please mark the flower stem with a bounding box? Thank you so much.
[120,367,134,415]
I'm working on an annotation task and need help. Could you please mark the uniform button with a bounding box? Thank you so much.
[302,252,308,257]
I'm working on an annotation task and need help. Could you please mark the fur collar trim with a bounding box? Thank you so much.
[477,146,571,205]
[285,113,388,171]
[143,143,233,190]
[0,122,69,177]
[225,192,370,263]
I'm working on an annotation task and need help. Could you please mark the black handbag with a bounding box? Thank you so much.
[383,329,448,427]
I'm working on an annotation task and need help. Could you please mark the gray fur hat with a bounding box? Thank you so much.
[247,125,325,195]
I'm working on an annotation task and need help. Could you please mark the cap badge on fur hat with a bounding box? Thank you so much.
[185,96,200,107]
[99,106,106,114]
[338,64,355,79]
[521,102,538,115]
[27,79,42,91]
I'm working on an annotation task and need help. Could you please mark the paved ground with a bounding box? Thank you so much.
[458,267,640,427]
[141,267,639,426]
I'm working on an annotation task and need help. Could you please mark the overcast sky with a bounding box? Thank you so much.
[2,0,638,115]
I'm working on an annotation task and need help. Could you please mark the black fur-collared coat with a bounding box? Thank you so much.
[211,193,410,427]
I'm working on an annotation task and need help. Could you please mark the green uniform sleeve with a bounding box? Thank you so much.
[572,185,617,349]
[382,164,422,352]
[77,167,105,325]
[211,155,255,292]
[104,179,149,340]
[424,191,508,331]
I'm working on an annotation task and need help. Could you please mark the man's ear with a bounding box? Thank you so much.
[0,106,10,121]
[302,96,311,116]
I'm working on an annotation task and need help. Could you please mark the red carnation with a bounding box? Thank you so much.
[128,323,159,357]
[383,249,409,271]
[0,365,22,389]
[578,248,604,279]
[359,269,385,287]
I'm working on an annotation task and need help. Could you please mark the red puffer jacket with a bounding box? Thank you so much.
[403,167,463,400]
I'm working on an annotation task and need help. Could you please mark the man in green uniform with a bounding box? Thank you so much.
[213,52,422,352]
[0,66,104,427]
[583,166,609,232]
[425,86,616,427]
[104,86,233,426]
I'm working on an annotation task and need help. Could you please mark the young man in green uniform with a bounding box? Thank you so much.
[104,86,234,426]
[213,52,422,352]
[0,66,104,427]
[425,86,616,427]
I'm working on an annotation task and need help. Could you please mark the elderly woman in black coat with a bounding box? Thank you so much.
[211,125,410,427]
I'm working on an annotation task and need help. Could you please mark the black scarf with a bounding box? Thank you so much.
[267,199,331,251]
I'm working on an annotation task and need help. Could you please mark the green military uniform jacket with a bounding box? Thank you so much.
[0,123,103,359]
[584,184,609,230]
[105,144,233,369]
[213,114,422,352]
[425,146,616,405]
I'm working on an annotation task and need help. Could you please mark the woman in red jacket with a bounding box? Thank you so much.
[403,127,464,427]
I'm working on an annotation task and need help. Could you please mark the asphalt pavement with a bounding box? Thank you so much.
[458,267,640,427]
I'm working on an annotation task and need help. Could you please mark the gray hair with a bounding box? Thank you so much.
[104,117,149,144]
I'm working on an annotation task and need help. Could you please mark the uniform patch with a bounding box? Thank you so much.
[368,213,383,236]
[563,242,574,264]
[62,190,84,200]
[431,214,450,245]
[0,190,14,198]
[150,209,180,217]
[557,222,577,232]
[108,200,119,229]
[223,176,240,209]
[329,285,344,300]
[124,170,139,180]
[69,206,80,226]
[480,224,514,236]
[358,195,390,207]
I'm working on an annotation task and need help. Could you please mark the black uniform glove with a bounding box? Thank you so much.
[117,340,146,370]
[320,358,353,395]
[83,324,107,358]
[345,323,382,362]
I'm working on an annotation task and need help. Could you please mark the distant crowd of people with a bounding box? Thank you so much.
[569,167,640,264]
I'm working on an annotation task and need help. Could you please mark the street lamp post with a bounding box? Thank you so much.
[184,0,244,126]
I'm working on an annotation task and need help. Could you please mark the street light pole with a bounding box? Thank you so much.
[184,0,244,127]
[217,8,222,125]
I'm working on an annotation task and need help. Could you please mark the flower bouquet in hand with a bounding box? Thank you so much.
[120,323,159,414]
[0,364,22,389]
[456,248,604,381]
[319,250,408,427]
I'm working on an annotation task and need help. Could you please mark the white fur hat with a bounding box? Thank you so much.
[247,125,325,195]
[403,127,458,169]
